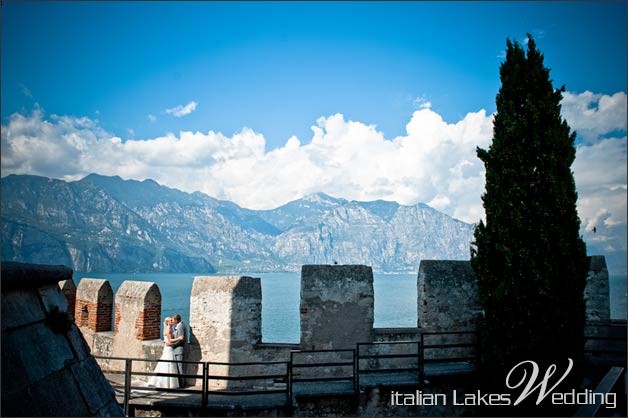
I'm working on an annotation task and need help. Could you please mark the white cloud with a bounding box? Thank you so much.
[147,114,157,122]
[165,101,198,117]
[561,91,627,143]
[573,136,627,254]
[0,106,493,222]
[1,91,625,251]
[414,96,432,109]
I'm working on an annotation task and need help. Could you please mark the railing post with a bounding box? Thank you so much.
[352,348,357,395]
[124,359,132,417]
[418,337,424,387]
[288,351,294,405]
[201,362,208,412]
[288,352,293,404]
[286,360,291,407]
[355,344,360,393]
[474,330,480,368]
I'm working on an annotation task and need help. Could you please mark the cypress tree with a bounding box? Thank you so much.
[470,36,588,396]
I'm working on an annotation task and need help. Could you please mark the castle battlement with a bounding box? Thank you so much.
[61,257,611,372]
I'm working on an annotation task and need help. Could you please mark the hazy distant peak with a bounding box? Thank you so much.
[300,192,346,205]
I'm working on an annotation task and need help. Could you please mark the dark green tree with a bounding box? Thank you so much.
[471,36,588,391]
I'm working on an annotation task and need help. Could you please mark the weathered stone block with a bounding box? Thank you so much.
[1,288,46,331]
[71,357,120,414]
[113,280,161,340]
[28,368,91,417]
[92,331,114,357]
[38,283,69,313]
[107,280,163,365]
[75,278,114,332]
[418,260,481,331]
[67,326,92,361]
[585,255,610,322]
[190,276,262,363]
[1,262,123,417]
[58,278,77,316]
[300,265,374,350]
[1,323,75,397]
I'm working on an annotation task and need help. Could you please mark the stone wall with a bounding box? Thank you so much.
[417,258,610,331]
[1,262,123,417]
[417,260,481,331]
[58,278,76,319]
[585,255,610,321]
[113,280,161,341]
[70,258,611,386]
[300,265,374,350]
[75,278,113,332]
[111,281,163,376]
[189,276,262,363]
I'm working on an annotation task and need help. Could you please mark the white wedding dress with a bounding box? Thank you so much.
[147,343,179,389]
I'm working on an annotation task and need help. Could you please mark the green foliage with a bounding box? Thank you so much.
[470,36,588,384]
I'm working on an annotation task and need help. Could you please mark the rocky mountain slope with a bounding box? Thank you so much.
[1,174,474,273]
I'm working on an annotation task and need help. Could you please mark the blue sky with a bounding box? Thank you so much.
[2,1,626,148]
[2,1,627,274]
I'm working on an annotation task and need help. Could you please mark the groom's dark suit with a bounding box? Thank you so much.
[171,321,187,387]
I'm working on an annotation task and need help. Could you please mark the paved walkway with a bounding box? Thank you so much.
[105,373,290,411]
[104,361,476,411]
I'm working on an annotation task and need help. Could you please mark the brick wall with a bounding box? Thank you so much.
[113,281,162,343]
[75,299,112,332]
[135,302,161,340]
[113,304,121,335]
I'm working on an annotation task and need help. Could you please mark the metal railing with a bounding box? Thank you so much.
[584,322,627,364]
[419,331,478,383]
[94,355,289,415]
[94,334,482,414]
[356,341,421,389]
[94,355,205,416]
[289,349,357,399]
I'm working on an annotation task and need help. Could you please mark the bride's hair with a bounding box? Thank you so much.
[164,317,171,328]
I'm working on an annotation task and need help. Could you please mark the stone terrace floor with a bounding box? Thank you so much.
[104,361,476,411]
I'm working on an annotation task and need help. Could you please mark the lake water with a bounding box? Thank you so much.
[73,272,627,343]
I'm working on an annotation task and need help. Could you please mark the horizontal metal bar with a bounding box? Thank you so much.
[128,385,204,394]
[292,349,355,354]
[357,341,419,347]
[423,343,476,349]
[292,362,354,368]
[421,331,476,336]
[131,371,202,379]
[206,374,286,381]
[584,336,627,341]
[207,361,289,366]
[292,376,354,383]
[101,370,125,375]
[423,357,476,363]
[358,353,418,360]
[206,389,287,396]
[585,349,628,354]
[359,367,420,374]
[94,355,203,365]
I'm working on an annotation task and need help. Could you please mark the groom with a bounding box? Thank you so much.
[170,314,187,387]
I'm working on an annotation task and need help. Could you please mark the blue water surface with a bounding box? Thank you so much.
[73,272,627,343]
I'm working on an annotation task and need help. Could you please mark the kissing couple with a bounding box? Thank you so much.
[147,313,187,388]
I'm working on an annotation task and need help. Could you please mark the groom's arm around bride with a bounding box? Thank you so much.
[171,314,187,387]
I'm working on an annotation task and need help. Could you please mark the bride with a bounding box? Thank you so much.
[147,317,180,388]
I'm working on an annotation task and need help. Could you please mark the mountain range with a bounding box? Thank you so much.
[1,174,475,273]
